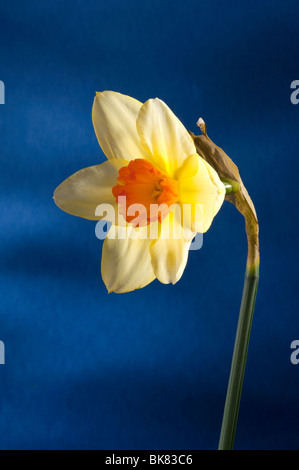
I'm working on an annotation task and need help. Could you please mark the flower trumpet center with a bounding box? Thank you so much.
[112,159,179,225]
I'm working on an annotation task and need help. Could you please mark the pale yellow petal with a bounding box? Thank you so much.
[101,226,156,293]
[92,91,150,161]
[177,153,226,232]
[136,98,196,177]
[54,159,128,221]
[149,212,195,284]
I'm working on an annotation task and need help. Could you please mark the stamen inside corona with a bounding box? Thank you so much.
[112,159,179,225]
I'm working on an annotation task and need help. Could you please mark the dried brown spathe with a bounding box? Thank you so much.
[189,120,259,270]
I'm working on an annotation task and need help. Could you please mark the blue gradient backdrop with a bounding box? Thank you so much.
[0,0,298,450]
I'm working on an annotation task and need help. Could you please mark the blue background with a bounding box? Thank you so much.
[0,0,298,450]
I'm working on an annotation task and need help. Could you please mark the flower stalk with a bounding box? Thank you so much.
[218,261,259,450]
[190,120,260,450]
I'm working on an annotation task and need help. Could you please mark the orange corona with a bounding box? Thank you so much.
[112,159,179,225]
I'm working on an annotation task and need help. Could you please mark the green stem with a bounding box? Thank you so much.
[221,178,240,195]
[218,262,259,450]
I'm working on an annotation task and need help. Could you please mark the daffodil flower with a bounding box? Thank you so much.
[54,91,225,293]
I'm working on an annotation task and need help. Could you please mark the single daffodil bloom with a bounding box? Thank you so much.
[54,91,225,293]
